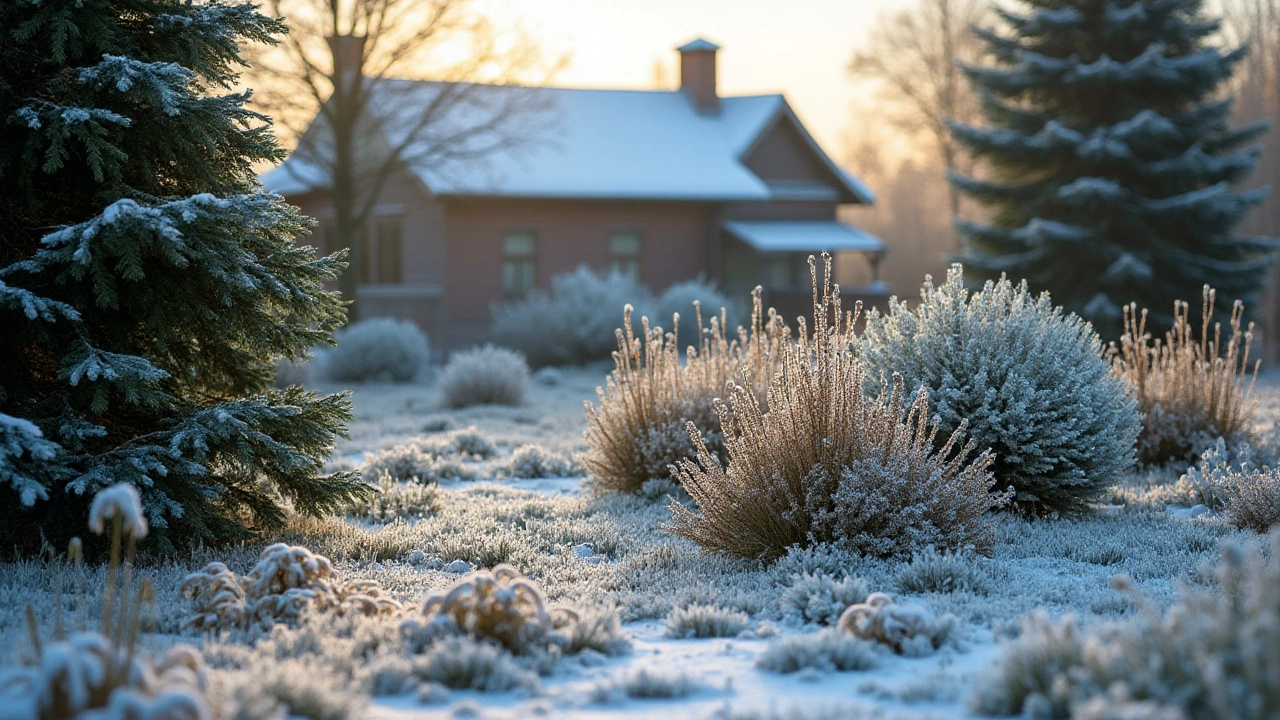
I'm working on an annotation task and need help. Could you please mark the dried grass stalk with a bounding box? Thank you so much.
[667,256,1004,561]
[582,290,788,494]
[1113,286,1259,465]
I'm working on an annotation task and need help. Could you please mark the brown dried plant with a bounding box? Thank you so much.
[1112,286,1259,466]
[667,256,1004,561]
[582,289,789,494]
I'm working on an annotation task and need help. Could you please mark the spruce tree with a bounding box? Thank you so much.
[950,0,1278,339]
[0,0,369,554]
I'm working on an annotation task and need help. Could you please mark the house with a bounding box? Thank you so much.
[261,38,887,349]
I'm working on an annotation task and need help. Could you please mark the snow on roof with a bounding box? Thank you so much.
[260,81,872,203]
[676,38,721,52]
[724,220,885,253]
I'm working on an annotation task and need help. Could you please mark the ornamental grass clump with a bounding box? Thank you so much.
[1111,286,1259,466]
[860,265,1141,517]
[583,290,787,494]
[668,256,1004,561]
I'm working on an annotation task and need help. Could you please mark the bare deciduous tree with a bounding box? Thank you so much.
[848,0,987,218]
[250,0,558,311]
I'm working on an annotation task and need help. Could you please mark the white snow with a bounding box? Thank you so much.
[260,83,873,204]
[88,482,149,539]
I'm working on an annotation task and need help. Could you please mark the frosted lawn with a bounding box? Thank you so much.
[2,365,1278,719]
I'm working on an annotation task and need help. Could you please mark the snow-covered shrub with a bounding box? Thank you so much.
[438,344,529,408]
[972,533,1280,718]
[619,669,697,699]
[896,546,991,595]
[665,603,750,638]
[497,444,579,479]
[360,443,476,484]
[232,657,366,720]
[670,257,1003,560]
[860,265,1141,517]
[409,636,537,692]
[1182,439,1280,533]
[181,543,401,630]
[838,592,956,656]
[400,564,578,655]
[1112,287,1259,466]
[755,630,879,674]
[559,604,632,656]
[425,427,497,459]
[780,573,870,626]
[654,276,740,334]
[491,266,650,367]
[326,317,429,383]
[584,291,787,495]
[342,471,441,522]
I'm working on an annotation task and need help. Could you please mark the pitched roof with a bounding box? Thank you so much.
[260,81,872,204]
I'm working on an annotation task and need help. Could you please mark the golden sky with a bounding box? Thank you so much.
[476,0,908,157]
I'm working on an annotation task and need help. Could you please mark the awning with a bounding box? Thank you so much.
[723,220,885,253]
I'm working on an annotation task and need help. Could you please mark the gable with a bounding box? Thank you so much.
[742,117,836,186]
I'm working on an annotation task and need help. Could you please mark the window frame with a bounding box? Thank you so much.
[608,227,644,284]
[501,228,538,300]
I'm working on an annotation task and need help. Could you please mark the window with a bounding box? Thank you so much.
[502,230,537,299]
[366,217,402,284]
[609,230,642,283]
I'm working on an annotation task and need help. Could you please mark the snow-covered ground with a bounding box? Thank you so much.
[2,364,1278,720]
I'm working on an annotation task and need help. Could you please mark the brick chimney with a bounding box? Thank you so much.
[328,34,366,82]
[677,38,720,114]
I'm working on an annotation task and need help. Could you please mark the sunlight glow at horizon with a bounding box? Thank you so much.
[475,0,910,161]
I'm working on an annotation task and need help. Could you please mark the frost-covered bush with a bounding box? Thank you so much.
[669,257,1003,560]
[860,265,1141,517]
[896,546,992,595]
[619,669,697,699]
[438,344,528,408]
[410,636,537,692]
[560,604,632,656]
[1182,439,1280,533]
[426,427,498,459]
[780,573,869,626]
[400,564,578,655]
[342,471,441,522]
[838,592,956,656]
[234,657,366,720]
[497,444,579,479]
[360,443,477,483]
[326,317,430,383]
[665,603,750,638]
[755,630,879,674]
[1112,287,1259,466]
[491,266,649,367]
[181,543,401,630]
[653,276,740,334]
[972,533,1280,719]
[583,291,786,494]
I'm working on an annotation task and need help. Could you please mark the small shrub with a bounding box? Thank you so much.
[236,657,367,720]
[361,444,476,483]
[621,669,696,699]
[490,266,649,367]
[438,344,528,408]
[896,546,991,595]
[972,533,1280,719]
[399,564,578,655]
[410,636,536,692]
[181,543,401,630]
[780,573,869,626]
[755,630,879,674]
[1112,286,1259,466]
[498,445,578,479]
[583,291,786,495]
[429,427,498,459]
[326,317,429,383]
[838,592,956,656]
[654,276,740,333]
[1183,439,1280,533]
[560,604,632,656]
[342,471,441,522]
[861,265,1141,517]
[665,603,750,638]
[669,257,1004,560]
